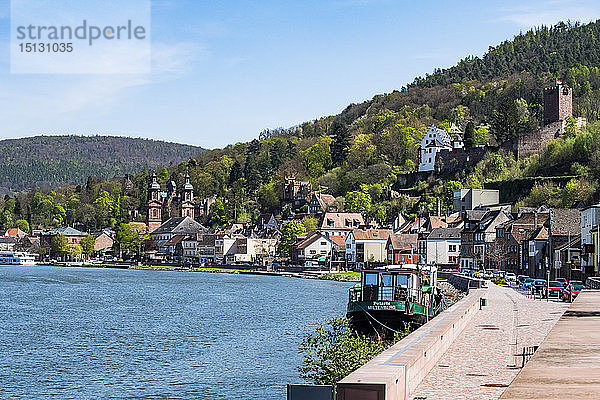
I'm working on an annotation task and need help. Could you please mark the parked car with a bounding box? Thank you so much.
[531,279,547,296]
[517,275,530,285]
[548,281,564,298]
[505,272,517,283]
[562,284,586,302]
[522,277,535,289]
[555,277,568,287]
[569,280,584,286]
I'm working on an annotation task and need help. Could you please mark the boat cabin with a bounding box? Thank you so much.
[350,265,437,303]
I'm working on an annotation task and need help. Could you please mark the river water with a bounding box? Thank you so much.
[0,266,352,399]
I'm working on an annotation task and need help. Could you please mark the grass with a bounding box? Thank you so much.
[319,271,361,282]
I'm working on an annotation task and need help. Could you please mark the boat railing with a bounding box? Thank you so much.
[349,285,433,308]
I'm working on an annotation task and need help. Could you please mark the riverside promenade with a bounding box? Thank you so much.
[408,284,568,400]
[500,289,600,399]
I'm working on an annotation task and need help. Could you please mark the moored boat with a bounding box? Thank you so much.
[0,252,36,265]
[347,264,444,338]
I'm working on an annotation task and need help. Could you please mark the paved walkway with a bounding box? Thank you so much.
[409,284,569,400]
[500,290,600,400]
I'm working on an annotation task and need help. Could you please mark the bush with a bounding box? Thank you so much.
[298,317,410,385]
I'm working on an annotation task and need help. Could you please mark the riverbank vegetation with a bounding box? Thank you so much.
[298,317,411,385]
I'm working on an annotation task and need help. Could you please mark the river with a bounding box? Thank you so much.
[0,266,352,399]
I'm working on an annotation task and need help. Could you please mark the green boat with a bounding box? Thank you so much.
[347,265,444,338]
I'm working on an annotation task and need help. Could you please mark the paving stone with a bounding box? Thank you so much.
[408,284,568,400]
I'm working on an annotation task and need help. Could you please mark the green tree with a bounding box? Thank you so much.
[345,191,372,214]
[473,126,490,146]
[443,181,463,209]
[298,318,409,385]
[369,203,388,225]
[0,209,12,230]
[487,153,506,179]
[79,234,96,258]
[301,136,333,178]
[331,121,350,167]
[15,219,29,233]
[492,97,519,143]
[278,220,307,257]
[464,121,475,147]
[208,198,227,226]
[301,216,319,233]
[69,243,83,260]
[257,182,279,213]
[52,234,68,255]
[448,105,470,129]
[115,223,149,256]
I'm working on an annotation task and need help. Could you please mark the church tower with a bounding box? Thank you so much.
[147,173,162,232]
[180,173,195,219]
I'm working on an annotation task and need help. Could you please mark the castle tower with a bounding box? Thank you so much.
[543,80,572,126]
[180,173,195,219]
[147,173,162,232]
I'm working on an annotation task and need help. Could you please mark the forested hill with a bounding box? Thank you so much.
[411,20,600,88]
[0,135,204,193]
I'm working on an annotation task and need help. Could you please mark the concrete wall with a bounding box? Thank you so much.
[438,272,486,292]
[337,288,487,400]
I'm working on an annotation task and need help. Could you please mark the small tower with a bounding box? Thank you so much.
[180,173,195,219]
[543,80,572,126]
[147,173,162,232]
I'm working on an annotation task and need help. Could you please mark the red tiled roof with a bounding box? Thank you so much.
[351,229,392,241]
[388,234,418,250]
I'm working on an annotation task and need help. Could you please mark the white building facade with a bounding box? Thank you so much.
[418,125,463,172]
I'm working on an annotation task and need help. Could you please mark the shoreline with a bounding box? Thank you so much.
[34,262,361,282]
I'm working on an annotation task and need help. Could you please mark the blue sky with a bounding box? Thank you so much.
[0,0,599,148]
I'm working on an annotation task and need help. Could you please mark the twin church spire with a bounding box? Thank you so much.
[147,172,195,232]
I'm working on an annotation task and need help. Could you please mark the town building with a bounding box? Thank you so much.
[291,231,337,267]
[3,228,28,239]
[425,228,461,267]
[320,212,365,237]
[92,229,114,256]
[345,229,392,269]
[308,193,337,214]
[282,176,312,206]
[41,226,87,250]
[553,235,581,280]
[418,125,464,172]
[149,216,208,258]
[453,189,499,212]
[254,213,279,235]
[459,209,511,269]
[0,237,17,251]
[493,209,547,274]
[386,234,418,265]
[580,204,600,272]
[523,207,580,279]
[224,237,277,265]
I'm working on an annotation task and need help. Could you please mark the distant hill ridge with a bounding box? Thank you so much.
[0,135,205,193]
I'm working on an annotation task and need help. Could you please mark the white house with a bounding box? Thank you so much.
[425,227,461,266]
[224,237,277,265]
[292,232,335,266]
[418,125,463,172]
